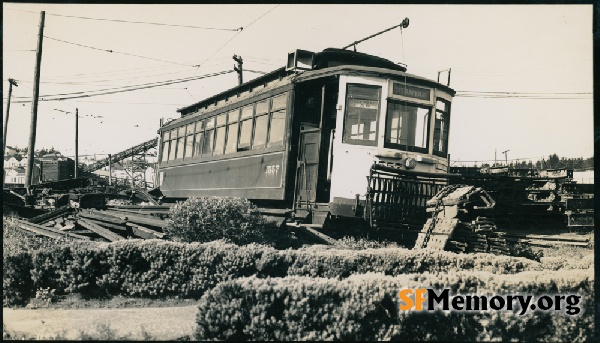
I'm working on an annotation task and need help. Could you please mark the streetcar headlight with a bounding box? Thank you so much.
[405,157,417,169]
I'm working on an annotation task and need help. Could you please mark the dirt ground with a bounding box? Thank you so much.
[3,305,197,340]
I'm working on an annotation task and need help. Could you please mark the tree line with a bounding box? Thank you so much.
[8,147,62,158]
[479,154,593,170]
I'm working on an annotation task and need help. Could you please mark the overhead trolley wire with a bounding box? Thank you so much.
[5,7,242,31]
[47,13,243,32]
[12,70,234,103]
[193,4,280,74]
[44,36,198,67]
[455,90,592,100]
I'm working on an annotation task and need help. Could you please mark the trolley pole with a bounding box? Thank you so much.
[233,54,243,85]
[342,17,409,51]
[74,108,79,178]
[25,11,45,193]
[3,78,18,157]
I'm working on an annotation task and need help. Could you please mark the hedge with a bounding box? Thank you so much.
[195,271,594,341]
[3,239,590,307]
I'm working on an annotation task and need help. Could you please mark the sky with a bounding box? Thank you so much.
[2,4,594,166]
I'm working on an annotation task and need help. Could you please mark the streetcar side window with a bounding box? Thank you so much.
[238,105,253,151]
[175,126,186,160]
[184,123,195,159]
[433,99,450,157]
[384,101,430,153]
[267,93,287,146]
[168,129,177,161]
[213,113,227,156]
[225,109,240,154]
[252,99,269,149]
[193,120,204,157]
[160,131,170,162]
[343,84,380,146]
[202,117,215,156]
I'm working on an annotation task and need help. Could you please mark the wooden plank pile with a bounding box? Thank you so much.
[9,204,171,242]
[444,217,515,254]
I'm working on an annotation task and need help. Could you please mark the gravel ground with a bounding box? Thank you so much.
[3,305,197,340]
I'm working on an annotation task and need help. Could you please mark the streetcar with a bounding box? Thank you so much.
[157,47,456,228]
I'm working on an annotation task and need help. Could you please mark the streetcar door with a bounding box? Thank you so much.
[294,124,320,211]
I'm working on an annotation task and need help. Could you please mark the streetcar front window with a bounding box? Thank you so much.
[433,99,450,157]
[384,101,429,153]
[342,84,381,147]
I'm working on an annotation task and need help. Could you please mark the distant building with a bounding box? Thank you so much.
[4,146,18,157]
[18,157,29,168]
[4,156,22,168]
[4,165,41,186]
[40,158,76,182]
[38,154,77,182]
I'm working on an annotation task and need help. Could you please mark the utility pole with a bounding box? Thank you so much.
[3,78,18,157]
[108,154,112,186]
[25,11,45,192]
[233,54,243,85]
[74,108,79,178]
[494,149,497,167]
[502,150,510,166]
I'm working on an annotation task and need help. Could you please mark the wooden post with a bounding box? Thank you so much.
[3,79,18,157]
[25,11,45,192]
[75,108,78,178]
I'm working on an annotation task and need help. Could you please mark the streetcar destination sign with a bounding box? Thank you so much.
[392,83,431,101]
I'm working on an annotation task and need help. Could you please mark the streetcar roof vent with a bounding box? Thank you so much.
[286,49,315,72]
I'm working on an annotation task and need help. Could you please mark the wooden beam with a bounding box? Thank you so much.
[126,222,165,239]
[28,206,71,224]
[13,218,90,241]
[79,210,126,225]
[78,218,124,242]
[286,222,336,245]
[102,209,167,228]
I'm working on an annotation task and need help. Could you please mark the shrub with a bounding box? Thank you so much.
[195,270,594,341]
[3,219,60,255]
[165,197,289,247]
[3,252,34,306]
[5,238,585,307]
[336,236,398,250]
[3,219,93,306]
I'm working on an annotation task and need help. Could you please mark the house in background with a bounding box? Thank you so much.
[4,146,18,158]
[4,165,41,187]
